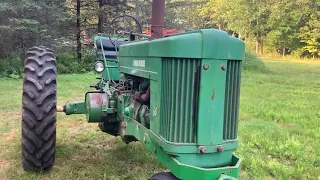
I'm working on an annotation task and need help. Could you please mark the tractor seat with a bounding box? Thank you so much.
[96,50,119,60]
[95,39,127,51]
[103,51,118,59]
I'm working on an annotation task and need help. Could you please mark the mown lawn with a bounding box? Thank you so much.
[0,59,319,179]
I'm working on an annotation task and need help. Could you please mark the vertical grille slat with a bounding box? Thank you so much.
[175,60,181,142]
[186,59,192,143]
[160,58,200,143]
[170,61,176,141]
[165,61,170,139]
[234,62,242,137]
[180,60,186,142]
[223,60,242,140]
[230,61,235,139]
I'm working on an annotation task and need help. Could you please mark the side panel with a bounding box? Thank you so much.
[118,57,161,81]
[197,59,227,145]
[150,79,161,136]
[103,61,121,81]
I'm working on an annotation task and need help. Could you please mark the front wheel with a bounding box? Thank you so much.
[150,172,179,180]
[22,46,57,172]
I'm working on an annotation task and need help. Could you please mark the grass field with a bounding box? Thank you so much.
[0,59,319,179]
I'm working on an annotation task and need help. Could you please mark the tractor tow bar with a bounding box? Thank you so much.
[56,106,65,112]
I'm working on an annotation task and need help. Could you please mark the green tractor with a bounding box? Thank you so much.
[21,1,245,179]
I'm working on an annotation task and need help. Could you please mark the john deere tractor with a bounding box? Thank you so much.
[21,1,245,179]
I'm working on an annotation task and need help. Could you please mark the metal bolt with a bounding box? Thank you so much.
[221,65,226,71]
[203,64,209,70]
[200,147,207,154]
[217,146,224,152]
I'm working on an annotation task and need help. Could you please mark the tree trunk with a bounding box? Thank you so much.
[283,47,286,57]
[256,38,259,54]
[260,36,264,55]
[98,0,103,33]
[76,0,81,60]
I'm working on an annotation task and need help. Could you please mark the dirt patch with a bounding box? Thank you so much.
[0,131,17,142]
[0,111,21,135]
[0,111,21,120]
[277,122,294,128]
[68,121,97,135]
[0,160,10,170]
[0,160,11,179]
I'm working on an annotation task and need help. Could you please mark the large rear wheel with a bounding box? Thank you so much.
[22,46,57,171]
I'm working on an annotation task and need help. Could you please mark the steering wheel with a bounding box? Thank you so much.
[104,15,143,47]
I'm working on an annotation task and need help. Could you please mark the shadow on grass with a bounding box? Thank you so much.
[4,132,165,180]
[52,137,165,179]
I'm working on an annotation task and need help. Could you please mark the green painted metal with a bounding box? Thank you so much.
[218,174,239,180]
[85,92,104,122]
[118,28,244,174]
[197,59,227,145]
[160,58,200,143]
[118,57,161,81]
[121,117,241,180]
[85,92,114,123]
[118,29,245,60]
[94,36,129,81]
[223,60,242,140]
[65,102,86,115]
[101,61,121,81]
[65,28,245,179]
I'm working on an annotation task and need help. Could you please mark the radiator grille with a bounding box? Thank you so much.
[160,58,200,143]
[223,60,242,140]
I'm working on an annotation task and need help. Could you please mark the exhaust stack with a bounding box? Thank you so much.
[151,0,165,39]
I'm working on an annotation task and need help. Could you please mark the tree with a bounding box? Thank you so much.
[0,0,74,57]
[200,0,272,55]
[265,0,301,56]
[200,0,228,30]
[77,0,82,59]
[173,0,208,29]
[299,0,320,58]
[66,0,130,59]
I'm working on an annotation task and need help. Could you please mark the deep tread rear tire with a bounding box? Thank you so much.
[150,172,179,180]
[22,46,57,172]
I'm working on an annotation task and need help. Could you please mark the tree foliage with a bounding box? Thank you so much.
[0,0,319,61]
[0,0,73,57]
[200,0,320,57]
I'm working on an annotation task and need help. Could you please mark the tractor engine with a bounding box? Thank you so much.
[85,75,151,137]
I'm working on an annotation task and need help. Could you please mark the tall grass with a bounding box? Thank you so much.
[243,52,269,73]
[0,51,270,78]
[56,53,95,74]
[0,52,95,78]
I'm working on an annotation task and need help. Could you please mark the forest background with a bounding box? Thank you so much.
[0,0,319,77]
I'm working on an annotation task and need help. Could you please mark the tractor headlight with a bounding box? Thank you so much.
[94,61,105,73]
